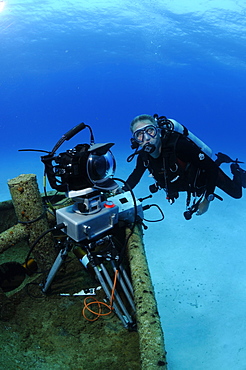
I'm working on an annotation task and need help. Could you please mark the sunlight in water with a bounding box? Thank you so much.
[0,1,5,13]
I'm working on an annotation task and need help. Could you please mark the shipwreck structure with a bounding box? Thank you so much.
[0,173,167,369]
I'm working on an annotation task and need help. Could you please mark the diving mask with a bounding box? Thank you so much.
[133,125,158,144]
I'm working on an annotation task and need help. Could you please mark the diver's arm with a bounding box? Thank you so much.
[124,154,147,190]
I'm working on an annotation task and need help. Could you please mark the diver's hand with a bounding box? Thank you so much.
[196,198,210,216]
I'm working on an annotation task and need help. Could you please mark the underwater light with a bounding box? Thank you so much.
[0,1,5,13]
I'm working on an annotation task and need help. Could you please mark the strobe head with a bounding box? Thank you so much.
[42,142,118,193]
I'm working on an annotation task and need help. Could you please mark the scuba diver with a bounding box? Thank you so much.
[125,114,246,219]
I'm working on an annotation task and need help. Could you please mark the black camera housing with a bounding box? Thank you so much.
[41,142,116,193]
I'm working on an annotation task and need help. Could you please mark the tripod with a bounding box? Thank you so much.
[41,234,136,329]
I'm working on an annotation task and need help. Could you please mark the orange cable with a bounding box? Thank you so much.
[82,269,119,322]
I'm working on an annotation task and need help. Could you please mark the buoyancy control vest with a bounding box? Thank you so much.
[155,115,212,158]
[152,115,213,211]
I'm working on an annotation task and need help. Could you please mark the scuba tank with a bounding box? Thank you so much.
[155,115,212,158]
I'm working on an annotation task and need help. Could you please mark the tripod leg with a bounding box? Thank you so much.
[111,262,135,312]
[119,264,134,296]
[93,265,130,328]
[42,247,69,293]
[100,263,134,325]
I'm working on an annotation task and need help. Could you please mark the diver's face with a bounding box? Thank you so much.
[132,120,161,150]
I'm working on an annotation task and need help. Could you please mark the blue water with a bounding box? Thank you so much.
[1,1,246,369]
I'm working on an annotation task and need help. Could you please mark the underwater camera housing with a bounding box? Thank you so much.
[41,122,143,242]
[42,142,117,193]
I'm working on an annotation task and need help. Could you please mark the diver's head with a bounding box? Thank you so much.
[130,114,161,157]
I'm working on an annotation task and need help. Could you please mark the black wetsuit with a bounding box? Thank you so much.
[126,134,242,201]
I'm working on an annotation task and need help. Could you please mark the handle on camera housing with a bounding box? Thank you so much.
[42,122,95,192]
[41,154,68,192]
